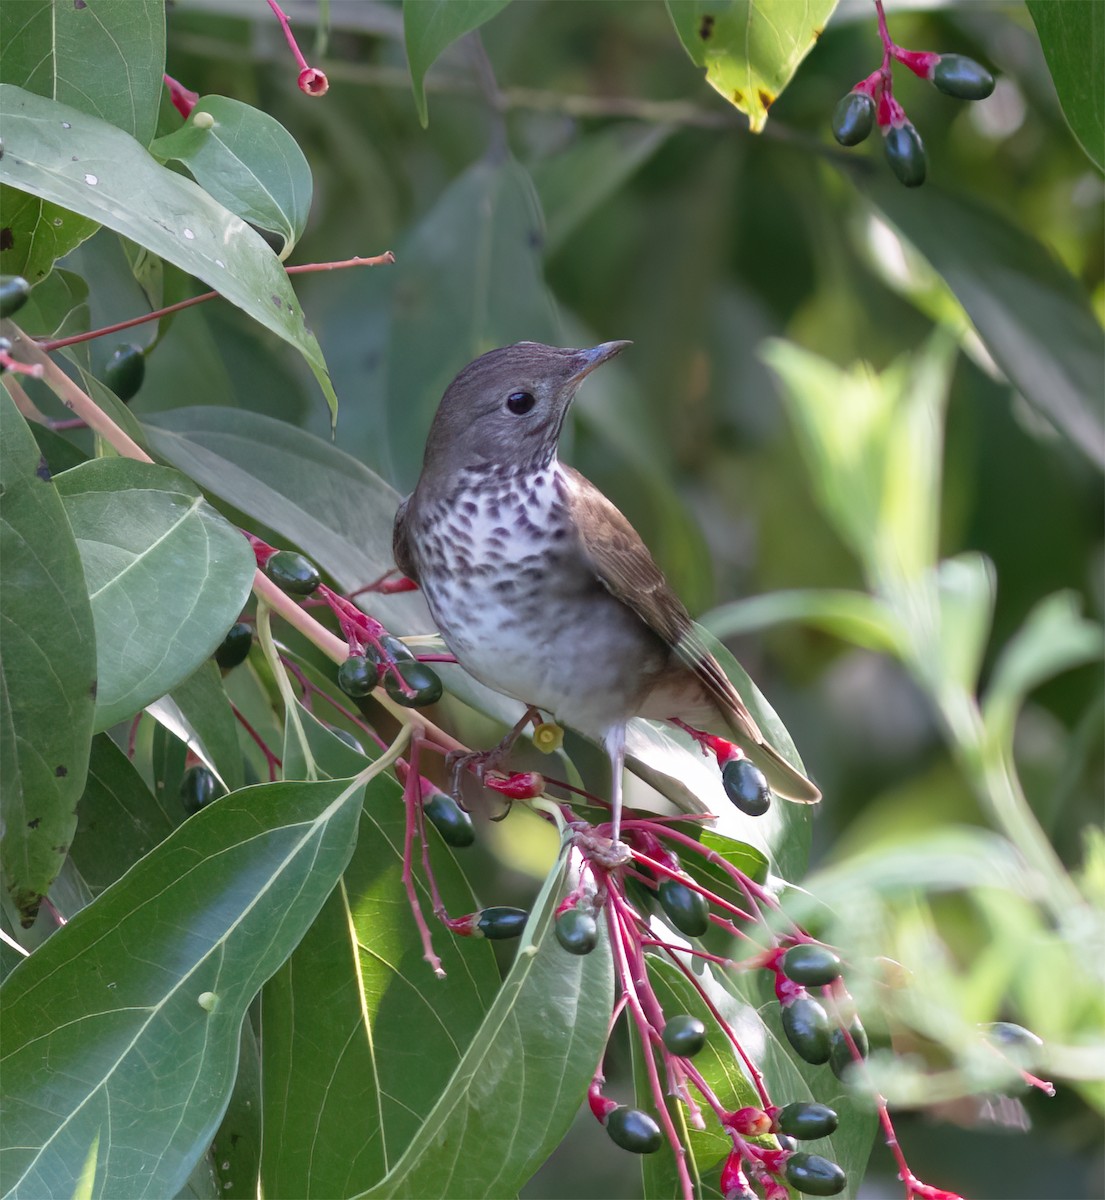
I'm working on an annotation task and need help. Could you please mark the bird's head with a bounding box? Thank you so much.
[420,340,630,480]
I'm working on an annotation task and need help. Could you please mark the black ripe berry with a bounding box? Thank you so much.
[180,765,222,814]
[832,91,876,146]
[884,122,927,187]
[781,996,832,1065]
[423,792,475,847]
[776,1101,839,1140]
[104,344,146,402]
[722,758,771,816]
[384,660,443,707]
[265,550,321,595]
[781,943,842,986]
[555,908,598,955]
[662,1014,707,1057]
[605,1106,663,1154]
[784,1152,847,1196]
[657,879,710,937]
[214,621,253,670]
[338,654,379,698]
[931,54,995,100]
[476,906,528,940]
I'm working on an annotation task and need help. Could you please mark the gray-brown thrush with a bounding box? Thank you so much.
[393,341,820,841]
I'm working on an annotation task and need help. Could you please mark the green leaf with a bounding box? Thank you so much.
[983,592,1104,749]
[704,588,905,655]
[260,710,499,1197]
[1026,1,1105,173]
[0,393,96,924]
[0,776,366,1200]
[212,1023,261,1200]
[850,174,1105,471]
[360,837,614,1199]
[0,0,165,280]
[533,123,675,256]
[150,97,313,258]
[380,156,558,489]
[68,734,175,896]
[53,458,255,731]
[0,85,338,420]
[402,0,512,126]
[15,269,89,340]
[665,0,838,132]
[933,553,996,697]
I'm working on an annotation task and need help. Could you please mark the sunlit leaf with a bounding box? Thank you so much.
[666,0,838,132]
[0,85,338,419]
[0,393,96,924]
[54,458,255,731]
[0,776,367,1199]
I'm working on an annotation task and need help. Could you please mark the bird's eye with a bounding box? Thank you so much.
[506,391,536,415]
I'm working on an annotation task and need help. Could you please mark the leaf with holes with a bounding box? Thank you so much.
[666,0,838,132]
[0,85,338,420]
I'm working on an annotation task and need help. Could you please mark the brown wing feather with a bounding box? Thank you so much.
[561,466,820,803]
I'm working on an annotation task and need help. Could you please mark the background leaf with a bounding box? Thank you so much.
[1025,0,1105,173]
[402,0,512,126]
[151,97,313,258]
[0,85,338,418]
[665,0,838,132]
[53,458,255,731]
[0,394,96,925]
[0,776,367,1200]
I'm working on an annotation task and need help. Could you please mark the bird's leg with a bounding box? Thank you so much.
[604,723,628,846]
[446,705,541,802]
[348,568,419,597]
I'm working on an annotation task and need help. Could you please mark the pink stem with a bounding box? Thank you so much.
[400,733,444,977]
[231,703,282,780]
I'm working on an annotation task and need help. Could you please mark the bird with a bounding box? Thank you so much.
[392,341,820,844]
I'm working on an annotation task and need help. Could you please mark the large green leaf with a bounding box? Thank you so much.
[151,97,313,258]
[0,775,367,1200]
[665,0,838,132]
[0,85,338,418]
[402,0,512,126]
[0,392,96,925]
[849,174,1105,471]
[53,458,255,731]
[1026,0,1105,173]
[154,660,247,794]
[360,837,614,1199]
[260,710,499,1198]
[0,0,165,280]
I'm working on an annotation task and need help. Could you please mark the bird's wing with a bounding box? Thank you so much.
[561,466,820,803]
[392,494,420,584]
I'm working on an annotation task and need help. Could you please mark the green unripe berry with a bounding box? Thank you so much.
[722,758,771,816]
[476,906,528,939]
[384,660,443,707]
[104,343,146,402]
[829,1018,869,1079]
[265,550,321,595]
[657,878,710,937]
[214,621,253,670]
[884,122,926,187]
[832,91,875,146]
[776,1101,839,1140]
[0,275,31,319]
[662,1014,707,1057]
[555,907,599,955]
[338,654,379,698]
[423,791,475,847]
[180,765,222,814]
[932,54,995,100]
[781,996,832,1065]
[605,1106,663,1154]
[782,944,842,987]
[784,1152,847,1196]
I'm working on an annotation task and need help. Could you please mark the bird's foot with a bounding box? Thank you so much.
[348,568,419,598]
[445,706,542,805]
[575,826,632,869]
[667,717,742,766]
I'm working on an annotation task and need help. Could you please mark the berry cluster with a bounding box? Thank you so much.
[832,0,994,187]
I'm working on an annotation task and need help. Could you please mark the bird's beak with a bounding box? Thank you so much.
[567,340,632,384]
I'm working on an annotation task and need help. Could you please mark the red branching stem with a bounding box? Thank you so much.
[414,654,460,664]
[401,732,445,977]
[604,893,695,1200]
[637,937,738,969]
[350,570,419,597]
[231,703,282,780]
[127,712,143,760]
[38,254,395,352]
[642,821,782,910]
[631,849,754,928]
[163,73,198,118]
[0,351,43,378]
